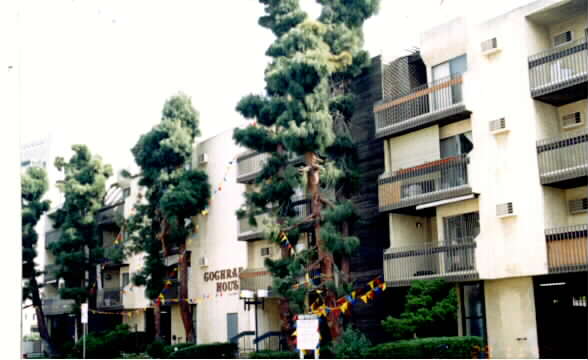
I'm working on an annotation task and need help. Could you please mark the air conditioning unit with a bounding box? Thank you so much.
[561,112,583,129]
[489,117,508,134]
[569,198,588,214]
[553,30,573,47]
[198,153,208,165]
[481,37,500,55]
[199,256,208,267]
[496,202,515,218]
[260,247,273,257]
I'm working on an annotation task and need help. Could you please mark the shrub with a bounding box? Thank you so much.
[146,339,168,359]
[249,350,298,359]
[121,352,151,359]
[168,342,238,359]
[331,327,371,359]
[365,336,484,359]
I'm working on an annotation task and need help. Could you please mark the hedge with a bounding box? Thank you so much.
[168,342,238,359]
[365,336,484,359]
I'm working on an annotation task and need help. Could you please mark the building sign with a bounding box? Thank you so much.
[296,315,319,350]
[203,267,243,293]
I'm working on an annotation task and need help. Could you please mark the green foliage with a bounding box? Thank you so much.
[331,326,371,358]
[127,93,210,301]
[167,342,237,359]
[146,339,168,359]
[21,167,51,300]
[364,336,483,359]
[68,324,150,359]
[381,280,458,340]
[250,350,298,359]
[50,144,112,305]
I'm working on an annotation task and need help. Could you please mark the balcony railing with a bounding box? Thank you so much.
[97,288,123,309]
[546,224,588,274]
[45,230,61,249]
[96,203,124,226]
[529,37,587,104]
[237,152,270,183]
[374,74,470,138]
[239,268,273,293]
[42,298,75,315]
[384,241,478,286]
[44,264,59,282]
[537,128,588,187]
[378,155,472,212]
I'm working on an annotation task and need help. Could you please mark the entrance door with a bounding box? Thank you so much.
[160,305,172,344]
[227,313,238,343]
[534,274,588,359]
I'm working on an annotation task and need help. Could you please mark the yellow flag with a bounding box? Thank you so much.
[360,294,369,304]
[340,302,349,313]
[381,282,387,291]
[292,330,298,337]
[351,291,356,299]
[368,280,375,289]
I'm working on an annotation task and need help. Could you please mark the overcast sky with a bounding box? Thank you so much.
[17,0,535,171]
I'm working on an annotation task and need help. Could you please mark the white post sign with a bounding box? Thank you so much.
[296,315,319,359]
[81,303,88,324]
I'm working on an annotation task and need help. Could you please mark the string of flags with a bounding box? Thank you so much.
[199,154,239,217]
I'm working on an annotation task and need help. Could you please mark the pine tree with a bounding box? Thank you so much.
[22,166,53,354]
[49,144,113,337]
[233,0,378,345]
[127,93,210,342]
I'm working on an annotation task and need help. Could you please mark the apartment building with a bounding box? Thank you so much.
[373,0,587,358]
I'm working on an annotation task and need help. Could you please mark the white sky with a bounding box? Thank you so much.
[17,0,535,171]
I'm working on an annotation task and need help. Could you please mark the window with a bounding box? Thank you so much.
[440,131,473,158]
[431,55,467,109]
[444,212,480,245]
[553,31,573,47]
[461,282,487,339]
[261,247,273,257]
[122,272,130,288]
[401,179,436,198]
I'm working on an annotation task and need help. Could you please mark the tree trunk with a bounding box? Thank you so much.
[178,244,194,342]
[154,301,162,341]
[304,152,341,341]
[278,298,295,350]
[341,222,351,283]
[30,276,54,355]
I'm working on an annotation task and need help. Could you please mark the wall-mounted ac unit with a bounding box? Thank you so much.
[569,198,588,214]
[561,112,583,129]
[261,247,273,257]
[553,30,573,47]
[489,117,508,134]
[481,37,500,55]
[496,202,515,218]
[199,256,208,267]
[198,153,208,165]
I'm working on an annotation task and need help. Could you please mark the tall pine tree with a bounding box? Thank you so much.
[49,145,113,337]
[127,93,210,342]
[22,166,53,354]
[234,0,378,345]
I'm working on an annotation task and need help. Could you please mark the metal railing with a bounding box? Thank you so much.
[529,37,588,97]
[291,196,311,218]
[96,203,124,225]
[97,288,123,309]
[378,155,471,212]
[44,264,59,282]
[239,268,273,292]
[374,74,467,138]
[546,224,588,273]
[230,331,256,356]
[254,331,286,352]
[537,128,588,185]
[45,230,61,249]
[237,152,270,183]
[41,298,75,315]
[384,241,477,286]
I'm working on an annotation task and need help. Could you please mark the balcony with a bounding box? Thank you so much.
[239,268,273,293]
[45,230,61,249]
[237,152,270,183]
[546,224,588,274]
[42,298,75,316]
[529,38,587,106]
[97,288,123,309]
[374,74,471,139]
[537,129,588,188]
[378,155,472,212]
[238,213,270,242]
[384,241,478,286]
[44,264,59,282]
[96,203,124,226]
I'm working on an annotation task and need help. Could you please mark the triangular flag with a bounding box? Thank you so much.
[351,291,356,299]
[360,294,369,304]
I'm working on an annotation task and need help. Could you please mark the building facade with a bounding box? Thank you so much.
[374,0,587,357]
